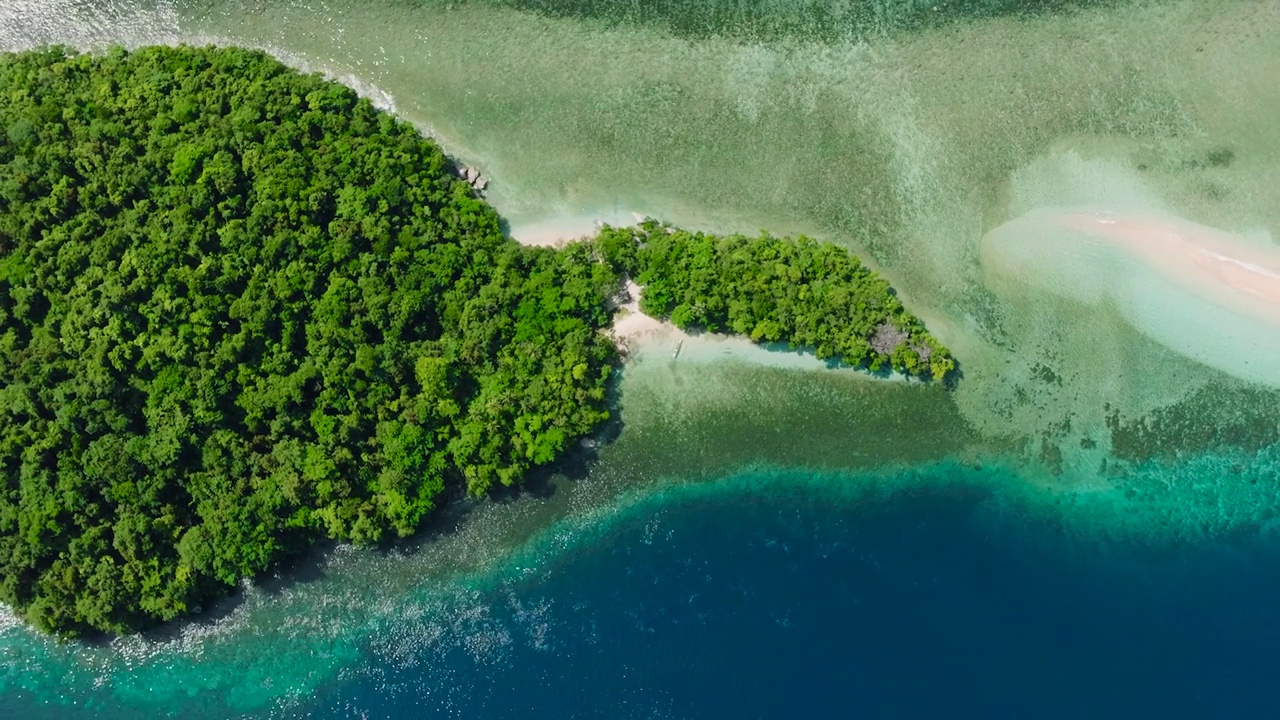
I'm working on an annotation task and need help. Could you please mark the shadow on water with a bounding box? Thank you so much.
[727,333,958,385]
[943,362,964,391]
[66,535,345,648]
[383,351,631,556]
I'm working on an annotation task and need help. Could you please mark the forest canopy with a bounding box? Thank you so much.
[0,45,952,638]
[0,46,619,636]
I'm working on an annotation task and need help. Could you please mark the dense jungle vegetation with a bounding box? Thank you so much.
[0,45,951,637]
[595,221,955,380]
[0,46,619,635]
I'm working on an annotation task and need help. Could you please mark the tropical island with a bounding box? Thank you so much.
[0,45,952,636]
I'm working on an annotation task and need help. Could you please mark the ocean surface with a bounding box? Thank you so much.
[2,0,1280,717]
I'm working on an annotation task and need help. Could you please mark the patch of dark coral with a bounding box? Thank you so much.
[1106,384,1280,462]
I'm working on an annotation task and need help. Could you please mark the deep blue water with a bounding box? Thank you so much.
[298,473,1280,719]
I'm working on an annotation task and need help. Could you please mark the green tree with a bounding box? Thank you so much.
[0,46,622,636]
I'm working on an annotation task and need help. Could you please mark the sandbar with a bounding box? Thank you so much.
[1057,210,1280,326]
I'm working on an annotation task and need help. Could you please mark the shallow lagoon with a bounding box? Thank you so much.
[1,0,1279,716]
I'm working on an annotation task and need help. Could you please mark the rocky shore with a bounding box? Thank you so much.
[453,161,489,195]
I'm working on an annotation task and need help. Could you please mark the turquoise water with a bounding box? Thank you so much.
[306,463,1280,718]
[2,0,1280,715]
[8,451,1280,717]
[3,361,1280,716]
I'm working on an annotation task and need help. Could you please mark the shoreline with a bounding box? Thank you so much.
[507,216,911,378]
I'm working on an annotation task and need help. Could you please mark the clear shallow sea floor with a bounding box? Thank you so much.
[2,0,1280,716]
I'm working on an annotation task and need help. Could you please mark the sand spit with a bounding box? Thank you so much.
[983,206,1280,324]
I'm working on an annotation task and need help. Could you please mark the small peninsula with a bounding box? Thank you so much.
[0,45,951,636]
[597,221,954,381]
